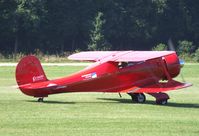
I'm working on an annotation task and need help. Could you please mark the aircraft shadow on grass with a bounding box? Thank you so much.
[25,98,199,109]
[97,98,199,109]
[26,100,75,105]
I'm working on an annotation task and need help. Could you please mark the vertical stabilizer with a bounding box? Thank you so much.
[16,55,48,86]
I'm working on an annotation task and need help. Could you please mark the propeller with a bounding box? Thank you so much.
[11,85,19,89]
[167,38,185,82]
[168,38,175,51]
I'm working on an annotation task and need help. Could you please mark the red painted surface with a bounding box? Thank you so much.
[15,51,192,98]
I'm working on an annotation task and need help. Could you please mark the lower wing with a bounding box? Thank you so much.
[120,80,192,93]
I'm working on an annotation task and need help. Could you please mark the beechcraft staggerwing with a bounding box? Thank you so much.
[15,51,192,104]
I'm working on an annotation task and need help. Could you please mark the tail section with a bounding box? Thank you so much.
[16,55,48,86]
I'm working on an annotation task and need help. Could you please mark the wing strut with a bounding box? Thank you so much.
[118,93,122,98]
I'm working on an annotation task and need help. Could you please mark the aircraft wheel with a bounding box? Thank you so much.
[131,93,146,103]
[38,97,44,102]
[156,99,168,105]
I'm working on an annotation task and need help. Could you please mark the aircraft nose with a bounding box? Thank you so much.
[179,59,185,68]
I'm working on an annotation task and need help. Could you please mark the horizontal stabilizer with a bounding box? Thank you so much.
[19,82,67,90]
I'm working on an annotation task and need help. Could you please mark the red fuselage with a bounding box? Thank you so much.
[18,53,180,97]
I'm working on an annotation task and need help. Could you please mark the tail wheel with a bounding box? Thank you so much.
[130,93,146,103]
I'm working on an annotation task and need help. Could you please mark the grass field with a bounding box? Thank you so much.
[0,64,199,136]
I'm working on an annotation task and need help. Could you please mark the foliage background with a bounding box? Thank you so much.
[0,0,199,56]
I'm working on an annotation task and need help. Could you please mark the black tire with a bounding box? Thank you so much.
[38,97,44,102]
[130,93,146,103]
[156,99,168,105]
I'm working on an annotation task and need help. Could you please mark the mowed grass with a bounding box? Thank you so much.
[0,64,199,136]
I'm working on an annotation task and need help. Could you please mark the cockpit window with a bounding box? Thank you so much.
[118,62,141,69]
[118,62,128,69]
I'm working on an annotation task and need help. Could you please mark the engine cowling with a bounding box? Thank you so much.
[164,53,181,78]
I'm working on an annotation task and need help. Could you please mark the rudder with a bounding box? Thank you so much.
[16,55,48,86]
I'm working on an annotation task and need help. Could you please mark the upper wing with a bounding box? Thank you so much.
[115,51,175,62]
[120,80,192,93]
[68,51,176,62]
[68,51,119,62]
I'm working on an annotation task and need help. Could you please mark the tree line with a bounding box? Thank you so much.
[0,0,199,55]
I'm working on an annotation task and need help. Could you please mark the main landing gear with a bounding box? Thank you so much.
[148,92,169,105]
[156,99,168,105]
[128,93,146,103]
[128,93,169,105]
[37,97,44,102]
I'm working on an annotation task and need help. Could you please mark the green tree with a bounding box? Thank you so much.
[152,43,167,51]
[152,0,168,13]
[194,48,199,62]
[88,12,111,51]
[177,40,195,61]
[14,0,42,56]
[177,40,194,55]
[0,0,17,53]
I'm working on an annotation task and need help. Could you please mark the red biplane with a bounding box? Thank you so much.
[16,51,192,104]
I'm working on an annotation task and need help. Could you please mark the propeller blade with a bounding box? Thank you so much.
[12,85,18,88]
[167,38,186,82]
[168,38,175,51]
[179,59,186,82]
[180,72,185,82]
